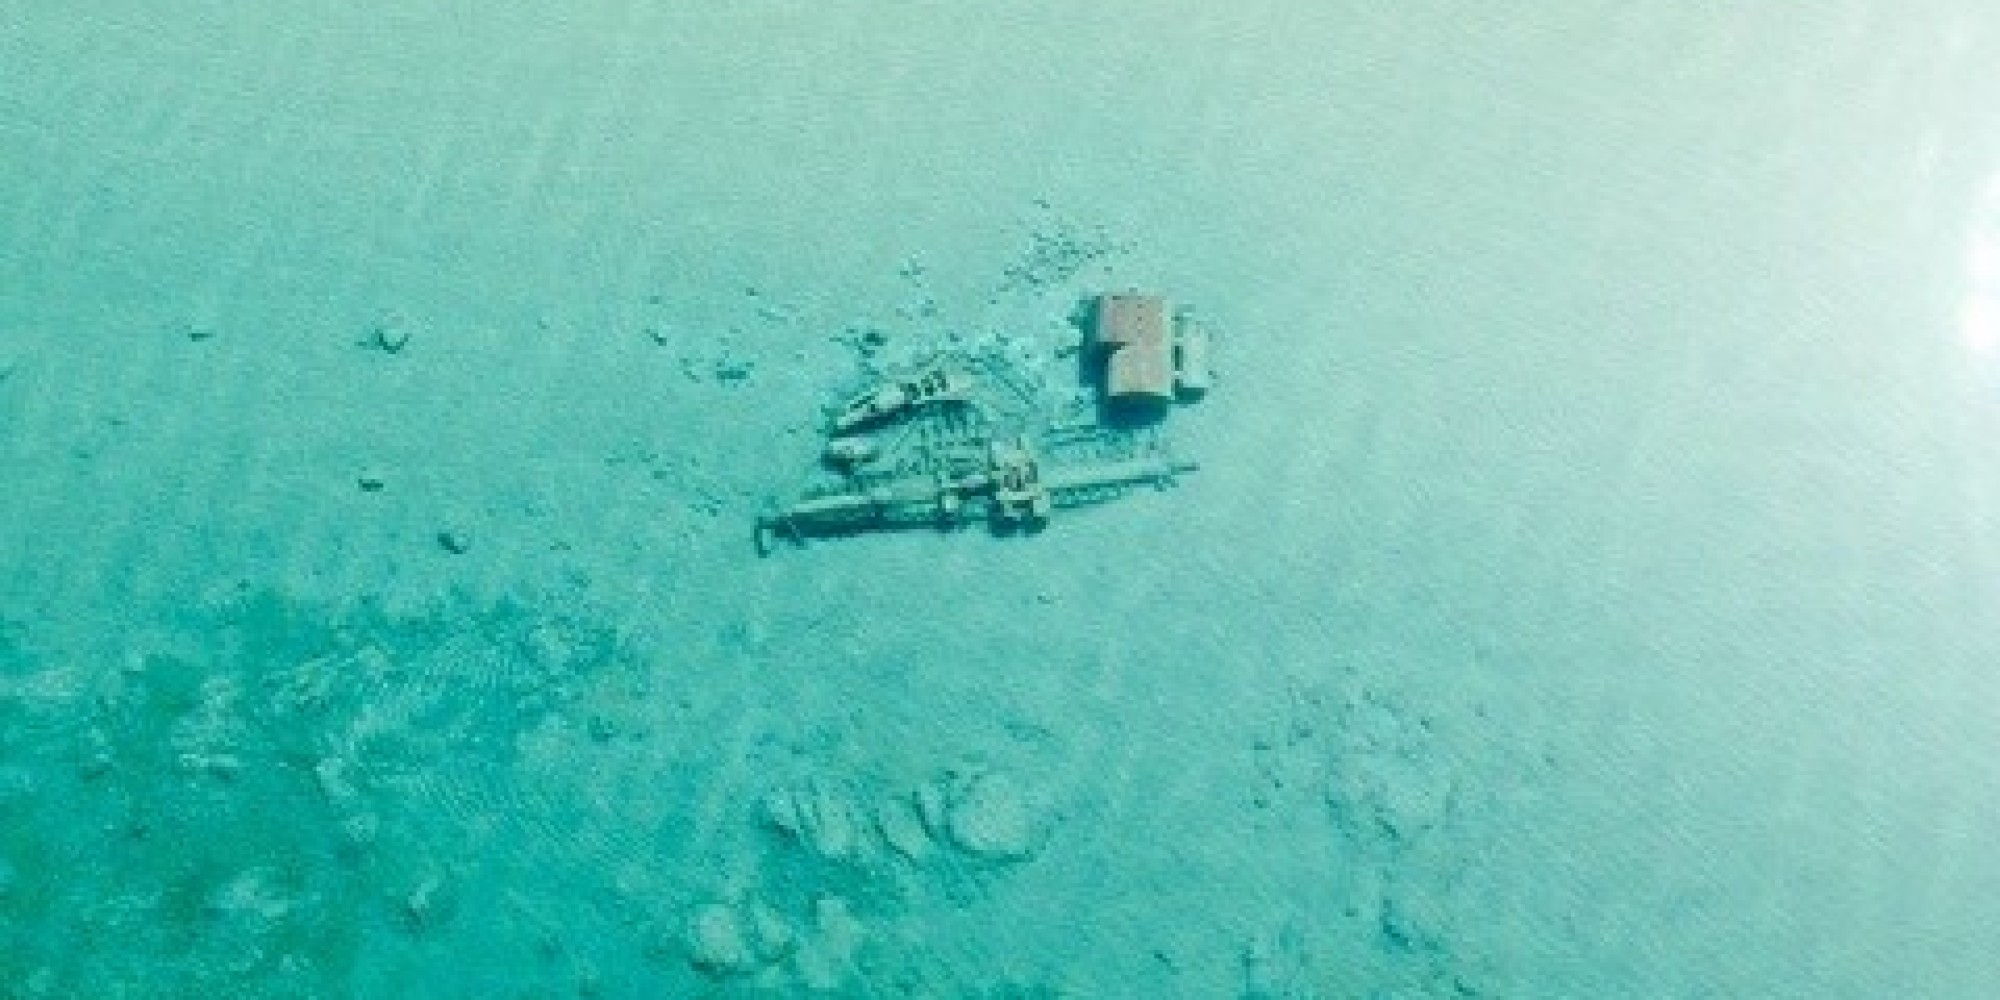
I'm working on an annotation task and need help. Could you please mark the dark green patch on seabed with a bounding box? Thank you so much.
[0,594,662,998]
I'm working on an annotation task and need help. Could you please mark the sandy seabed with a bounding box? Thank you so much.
[6,3,2000,997]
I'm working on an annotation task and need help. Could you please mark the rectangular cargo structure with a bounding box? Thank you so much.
[1172,310,1211,397]
[1093,294,1175,402]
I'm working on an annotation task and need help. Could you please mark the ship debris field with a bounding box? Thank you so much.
[756,292,1212,551]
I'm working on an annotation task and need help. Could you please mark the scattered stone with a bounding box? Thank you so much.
[209,867,294,925]
[436,530,470,555]
[1241,922,1315,1000]
[78,751,113,780]
[20,967,55,998]
[585,713,618,743]
[314,758,367,811]
[176,752,242,781]
[364,318,412,354]
[944,772,1044,861]
[0,765,36,807]
[536,929,565,960]
[1378,887,1449,955]
[1001,218,1130,290]
[337,813,380,854]
[400,872,455,933]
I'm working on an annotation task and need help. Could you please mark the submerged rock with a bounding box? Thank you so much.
[764,781,864,862]
[685,898,793,978]
[874,793,935,862]
[791,896,866,991]
[944,772,1044,861]
[915,780,951,841]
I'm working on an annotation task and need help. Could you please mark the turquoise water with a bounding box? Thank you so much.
[5,3,2000,996]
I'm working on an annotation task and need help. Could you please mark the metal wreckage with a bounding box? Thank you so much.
[755,292,1212,553]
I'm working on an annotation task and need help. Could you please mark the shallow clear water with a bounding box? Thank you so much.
[4,3,2000,996]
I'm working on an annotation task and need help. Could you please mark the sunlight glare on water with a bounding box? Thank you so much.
[1964,174,2000,357]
